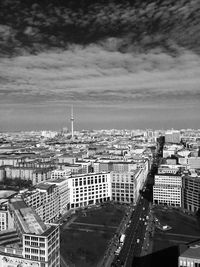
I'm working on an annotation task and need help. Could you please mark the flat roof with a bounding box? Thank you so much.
[36,183,55,190]
[180,245,200,259]
[10,198,47,235]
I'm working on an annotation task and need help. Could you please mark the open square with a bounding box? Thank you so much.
[60,203,126,267]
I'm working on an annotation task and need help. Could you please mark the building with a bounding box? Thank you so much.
[23,183,60,223]
[182,172,200,213]
[46,178,70,214]
[0,196,60,267]
[165,130,181,144]
[153,173,182,207]
[4,166,53,185]
[93,160,137,173]
[158,164,183,175]
[68,173,111,209]
[0,200,14,231]
[179,157,200,170]
[51,169,71,180]
[179,240,200,267]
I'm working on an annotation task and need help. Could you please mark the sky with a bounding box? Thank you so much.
[1,43,200,131]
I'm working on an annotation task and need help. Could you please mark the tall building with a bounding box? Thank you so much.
[153,173,182,207]
[111,166,147,205]
[71,105,74,139]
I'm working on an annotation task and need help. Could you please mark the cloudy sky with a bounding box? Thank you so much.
[1,43,200,131]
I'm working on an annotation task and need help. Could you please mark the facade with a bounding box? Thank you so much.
[23,184,60,223]
[182,174,200,213]
[0,196,60,267]
[46,178,70,214]
[51,169,71,180]
[110,160,148,204]
[165,130,181,144]
[4,167,52,185]
[111,172,135,204]
[68,173,112,209]
[93,161,137,173]
[153,173,182,207]
[178,157,200,170]
[0,200,14,231]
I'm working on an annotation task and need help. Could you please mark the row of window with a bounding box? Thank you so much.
[72,175,106,187]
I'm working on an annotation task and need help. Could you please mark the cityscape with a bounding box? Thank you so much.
[1,0,200,267]
[0,119,200,267]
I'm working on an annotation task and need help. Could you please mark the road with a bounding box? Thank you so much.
[111,166,156,267]
[111,195,151,266]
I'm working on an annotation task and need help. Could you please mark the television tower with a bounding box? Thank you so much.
[71,105,74,139]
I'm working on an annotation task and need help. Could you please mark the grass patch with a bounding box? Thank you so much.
[60,203,126,267]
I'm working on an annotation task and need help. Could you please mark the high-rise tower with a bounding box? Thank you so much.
[71,105,74,139]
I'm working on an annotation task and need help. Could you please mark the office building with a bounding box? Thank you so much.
[153,173,182,207]
[68,173,111,209]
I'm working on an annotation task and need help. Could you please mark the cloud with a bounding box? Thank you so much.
[0,43,200,107]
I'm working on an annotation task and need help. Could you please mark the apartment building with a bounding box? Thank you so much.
[68,173,111,209]
[153,173,182,207]
[0,196,60,267]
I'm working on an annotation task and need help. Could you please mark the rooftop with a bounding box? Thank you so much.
[9,198,47,235]
[180,241,200,259]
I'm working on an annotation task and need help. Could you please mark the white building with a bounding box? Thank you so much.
[153,174,182,207]
[165,130,181,144]
[68,173,112,209]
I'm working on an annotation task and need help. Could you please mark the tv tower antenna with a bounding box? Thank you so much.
[71,105,74,139]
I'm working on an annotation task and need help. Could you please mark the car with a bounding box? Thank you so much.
[136,239,140,243]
